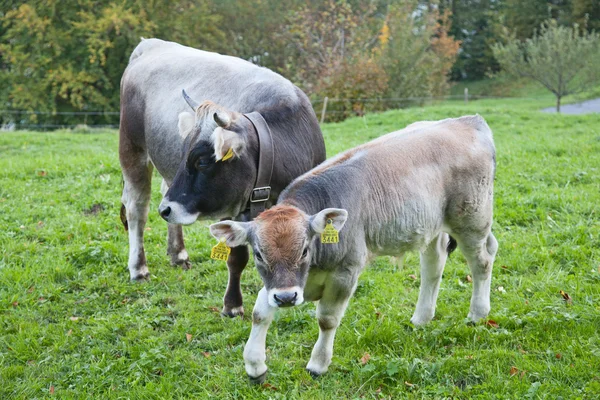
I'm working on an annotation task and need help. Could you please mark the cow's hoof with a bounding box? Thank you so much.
[248,371,267,385]
[221,306,244,318]
[306,368,323,379]
[175,259,191,270]
[130,272,150,282]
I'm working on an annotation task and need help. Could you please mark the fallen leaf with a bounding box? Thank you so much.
[375,386,382,394]
[360,352,371,365]
[263,383,277,390]
[12,301,18,307]
[154,369,164,376]
[485,319,499,328]
[556,353,562,359]
[404,381,414,388]
[186,333,192,342]
[208,307,220,313]
[202,352,210,358]
[37,170,47,176]
[67,329,72,336]
[408,274,417,280]
[520,370,526,378]
[560,290,572,304]
[69,316,78,321]
[27,286,35,293]
[49,386,55,395]
[465,355,473,359]
[466,275,472,283]
[510,366,519,376]
[501,265,508,270]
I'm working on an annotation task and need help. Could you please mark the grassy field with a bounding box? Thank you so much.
[1,98,599,399]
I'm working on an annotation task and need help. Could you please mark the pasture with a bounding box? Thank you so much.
[1,98,599,399]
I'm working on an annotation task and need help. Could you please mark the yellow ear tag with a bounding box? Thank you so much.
[220,148,234,162]
[321,219,339,244]
[210,239,231,261]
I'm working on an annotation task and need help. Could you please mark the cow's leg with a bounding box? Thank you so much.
[457,231,498,321]
[306,270,358,377]
[411,233,449,326]
[121,156,153,281]
[244,286,277,384]
[160,180,191,270]
[222,245,249,317]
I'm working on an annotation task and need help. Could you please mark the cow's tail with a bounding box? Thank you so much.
[447,235,457,255]
[120,177,128,231]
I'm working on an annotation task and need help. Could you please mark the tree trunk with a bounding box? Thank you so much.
[556,95,561,113]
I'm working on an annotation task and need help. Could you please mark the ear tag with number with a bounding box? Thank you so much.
[220,148,234,162]
[211,239,231,261]
[321,219,339,244]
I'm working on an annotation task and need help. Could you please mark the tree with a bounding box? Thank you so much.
[492,20,600,112]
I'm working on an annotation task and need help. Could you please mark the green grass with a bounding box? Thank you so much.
[1,98,600,399]
[450,75,600,105]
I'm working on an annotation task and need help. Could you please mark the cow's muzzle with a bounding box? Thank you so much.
[158,198,199,225]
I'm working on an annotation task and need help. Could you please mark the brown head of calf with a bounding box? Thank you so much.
[210,204,347,308]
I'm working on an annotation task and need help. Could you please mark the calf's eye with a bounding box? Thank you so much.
[302,247,309,258]
[254,251,264,263]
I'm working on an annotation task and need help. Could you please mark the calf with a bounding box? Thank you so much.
[210,115,498,382]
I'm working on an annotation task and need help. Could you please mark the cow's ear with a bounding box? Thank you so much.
[210,221,250,247]
[178,112,195,136]
[310,208,348,234]
[211,125,246,161]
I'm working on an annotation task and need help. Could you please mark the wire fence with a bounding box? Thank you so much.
[0,94,544,131]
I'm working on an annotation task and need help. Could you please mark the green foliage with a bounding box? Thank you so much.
[1,97,600,398]
[492,19,600,112]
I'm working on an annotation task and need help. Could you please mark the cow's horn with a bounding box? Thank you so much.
[213,111,231,128]
[181,89,200,111]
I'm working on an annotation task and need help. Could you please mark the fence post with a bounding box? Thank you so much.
[320,96,328,124]
[464,88,469,104]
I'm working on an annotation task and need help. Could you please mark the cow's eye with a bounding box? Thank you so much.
[254,251,264,263]
[302,247,309,259]
[195,158,211,170]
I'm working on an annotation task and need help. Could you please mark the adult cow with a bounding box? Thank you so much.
[210,115,498,382]
[119,38,325,316]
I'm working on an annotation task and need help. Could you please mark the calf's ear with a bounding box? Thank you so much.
[310,208,348,234]
[209,221,250,247]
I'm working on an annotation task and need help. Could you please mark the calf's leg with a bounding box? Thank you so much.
[160,180,191,269]
[244,287,277,383]
[306,270,358,377]
[121,153,153,281]
[411,233,449,326]
[222,245,249,317]
[457,232,498,321]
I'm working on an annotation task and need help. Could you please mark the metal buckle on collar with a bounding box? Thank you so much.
[251,186,271,203]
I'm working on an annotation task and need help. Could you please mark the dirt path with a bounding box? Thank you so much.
[542,98,600,114]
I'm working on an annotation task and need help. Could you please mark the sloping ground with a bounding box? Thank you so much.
[542,98,600,114]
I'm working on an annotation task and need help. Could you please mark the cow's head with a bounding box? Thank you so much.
[159,91,258,224]
[209,205,348,308]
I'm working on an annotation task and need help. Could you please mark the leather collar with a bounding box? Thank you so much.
[242,112,274,219]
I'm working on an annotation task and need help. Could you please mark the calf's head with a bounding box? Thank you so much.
[210,205,347,308]
[159,91,257,224]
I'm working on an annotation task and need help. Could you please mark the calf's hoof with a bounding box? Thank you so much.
[306,368,324,379]
[248,371,267,385]
[221,305,244,318]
